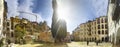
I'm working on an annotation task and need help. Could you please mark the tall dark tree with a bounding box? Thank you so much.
[51,0,67,43]
[51,0,58,38]
[55,19,67,42]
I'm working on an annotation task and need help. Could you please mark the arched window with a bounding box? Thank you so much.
[101,18,104,23]
[105,30,108,34]
[102,30,104,34]
[102,25,104,29]
[98,30,100,34]
[98,25,100,29]
[11,32,14,37]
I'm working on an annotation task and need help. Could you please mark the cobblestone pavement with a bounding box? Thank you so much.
[13,42,112,47]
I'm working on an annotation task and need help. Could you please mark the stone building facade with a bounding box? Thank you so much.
[73,16,109,42]
[96,16,108,42]
[73,27,81,41]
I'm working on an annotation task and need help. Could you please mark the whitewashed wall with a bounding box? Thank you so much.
[0,0,4,38]
[108,1,115,42]
[108,0,120,44]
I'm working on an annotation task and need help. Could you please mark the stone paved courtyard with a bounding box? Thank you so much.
[67,42,112,47]
[13,42,112,47]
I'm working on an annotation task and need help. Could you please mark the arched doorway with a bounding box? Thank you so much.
[102,37,104,42]
[105,36,109,42]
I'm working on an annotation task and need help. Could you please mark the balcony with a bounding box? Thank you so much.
[112,0,120,21]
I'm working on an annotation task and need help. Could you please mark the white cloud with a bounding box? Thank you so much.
[6,0,43,22]
[91,0,108,17]
[6,0,19,19]
[18,0,43,22]
[6,0,108,34]
[18,0,33,13]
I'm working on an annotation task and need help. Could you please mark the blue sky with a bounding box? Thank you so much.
[6,0,108,34]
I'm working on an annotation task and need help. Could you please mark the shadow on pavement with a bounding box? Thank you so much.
[112,44,120,47]
[35,43,68,47]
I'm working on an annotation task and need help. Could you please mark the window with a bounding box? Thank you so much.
[95,37,96,40]
[98,30,100,34]
[7,22,9,26]
[102,25,104,29]
[102,30,104,34]
[105,24,108,29]
[105,30,108,34]
[11,32,14,37]
[98,25,100,29]
[94,22,96,24]
[101,18,104,23]
[11,25,13,30]
[97,19,100,24]
[7,28,9,31]
[102,37,104,41]
[11,22,14,30]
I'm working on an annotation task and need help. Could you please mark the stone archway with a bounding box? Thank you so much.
[102,37,104,42]
[105,36,109,42]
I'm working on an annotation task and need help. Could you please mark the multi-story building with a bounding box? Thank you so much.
[73,16,108,42]
[72,27,80,41]
[5,16,54,44]
[91,20,96,41]
[96,16,108,42]
[6,20,13,40]
[79,23,85,41]
[10,16,21,33]
[38,30,54,43]
[107,0,120,44]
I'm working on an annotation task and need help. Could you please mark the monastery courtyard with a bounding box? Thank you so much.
[13,42,112,47]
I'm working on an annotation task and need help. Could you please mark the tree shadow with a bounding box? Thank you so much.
[35,43,68,47]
